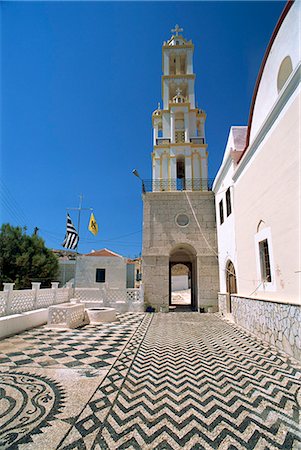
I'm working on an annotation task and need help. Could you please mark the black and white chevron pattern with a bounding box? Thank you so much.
[58,313,301,450]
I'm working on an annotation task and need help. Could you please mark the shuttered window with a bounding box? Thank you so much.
[96,268,106,283]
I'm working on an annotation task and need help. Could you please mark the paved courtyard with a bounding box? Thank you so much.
[0,312,300,450]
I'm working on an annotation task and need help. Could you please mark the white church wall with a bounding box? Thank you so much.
[213,129,238,294]
[234,87,300,304]
[171,275,189,291]
[249,1,300,143]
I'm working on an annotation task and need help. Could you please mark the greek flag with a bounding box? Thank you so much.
[62,214,79,250]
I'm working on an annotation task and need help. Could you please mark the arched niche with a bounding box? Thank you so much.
[277,56,293,93]
[225,260,237,313]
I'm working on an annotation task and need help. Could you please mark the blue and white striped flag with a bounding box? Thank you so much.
[62,214,79,250]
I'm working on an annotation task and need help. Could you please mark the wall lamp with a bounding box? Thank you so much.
[132,169,146,193]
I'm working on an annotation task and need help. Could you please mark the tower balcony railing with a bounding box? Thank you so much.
[155,137,205,146]
[190,137,205,144]
[156,137,171,145]
[142,178,214,193]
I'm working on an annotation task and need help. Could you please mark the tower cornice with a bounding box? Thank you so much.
[162,74,196,80]
[154,143,208,149]
[162,43,194,50]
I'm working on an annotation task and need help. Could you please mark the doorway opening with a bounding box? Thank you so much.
[169,244,197,310]
[170,263,192,306]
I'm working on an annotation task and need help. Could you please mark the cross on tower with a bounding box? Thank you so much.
[176,87,182,96]
[171,24,183,36]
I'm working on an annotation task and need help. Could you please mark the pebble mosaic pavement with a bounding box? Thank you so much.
[0,312,300,450]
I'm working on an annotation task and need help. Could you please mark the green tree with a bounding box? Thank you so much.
[0,224,59,289]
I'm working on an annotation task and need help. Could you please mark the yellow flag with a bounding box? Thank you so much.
[88,213,98,236]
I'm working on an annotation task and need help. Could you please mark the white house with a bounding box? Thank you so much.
[75,248,127,289]
[213,1,301,361]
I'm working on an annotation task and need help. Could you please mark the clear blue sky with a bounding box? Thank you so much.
[1,1,285,258]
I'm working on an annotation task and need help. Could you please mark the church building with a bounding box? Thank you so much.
[142,26,219,312]
[213,1,300,361]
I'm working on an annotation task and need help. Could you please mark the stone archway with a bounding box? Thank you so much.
[169,244,197,310]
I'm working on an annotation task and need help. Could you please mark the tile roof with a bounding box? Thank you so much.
[84,248,122,258]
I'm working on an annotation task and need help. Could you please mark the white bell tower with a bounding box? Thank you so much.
[142,26,219,313]
[152,25,208,191]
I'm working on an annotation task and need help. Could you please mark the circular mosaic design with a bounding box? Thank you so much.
[0,372,64,448]
[176,213,189,227]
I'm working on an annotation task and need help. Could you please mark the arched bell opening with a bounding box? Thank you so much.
[169,244,197,310]
[176,156,186,190]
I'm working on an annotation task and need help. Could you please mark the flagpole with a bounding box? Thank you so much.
[65,194,93,292]
[73,194,82,291]
[76,193,83,253]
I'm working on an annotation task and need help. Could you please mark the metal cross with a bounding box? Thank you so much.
[171,24,183,36]
[176,87,182,96]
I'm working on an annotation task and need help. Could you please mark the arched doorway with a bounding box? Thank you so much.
[226,260,237,313]
[169,244,197,310]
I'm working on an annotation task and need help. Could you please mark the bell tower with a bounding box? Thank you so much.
[142,26,219,313]
[152,25,208,192]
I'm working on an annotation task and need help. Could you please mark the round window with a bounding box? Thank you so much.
[176,213,189,227]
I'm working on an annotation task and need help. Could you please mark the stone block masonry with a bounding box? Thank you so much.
[218,293,301,361]
[142,191,219,310]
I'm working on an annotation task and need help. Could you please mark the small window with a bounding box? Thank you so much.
[219,200,224,225]
[96,268,106,283]
[176,213,189,227]
[226,188,232,217]
[259,239,271,282]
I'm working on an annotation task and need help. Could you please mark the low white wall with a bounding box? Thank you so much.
[0,308,49,340]
[171,275,189,291]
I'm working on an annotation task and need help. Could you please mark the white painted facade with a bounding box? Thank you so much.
[214,2,301,305]
[213,127,247,293]
[75,250,127,289]
[151,27,209,191]
[250,2,300,143]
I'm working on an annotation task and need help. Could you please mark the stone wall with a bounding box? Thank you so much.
[218,293,301,361]
[218,293,228,315]
[143,255,169,307]
[142,191,219,310]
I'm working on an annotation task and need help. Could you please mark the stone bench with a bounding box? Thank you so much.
[47,303,86,329]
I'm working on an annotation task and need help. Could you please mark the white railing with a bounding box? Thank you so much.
[0,283,72,317]
[74,285,144,311]
[0,283,145,318]
[73,287,106,303]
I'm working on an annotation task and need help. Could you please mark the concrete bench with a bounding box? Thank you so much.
[47,303,86,329]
